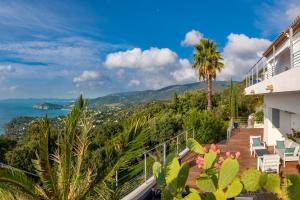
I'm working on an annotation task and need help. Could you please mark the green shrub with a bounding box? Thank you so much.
[184,109,226,144]
[254,111,264,123]
[149,112,183,143]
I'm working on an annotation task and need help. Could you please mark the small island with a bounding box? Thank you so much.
[33,103,64,110]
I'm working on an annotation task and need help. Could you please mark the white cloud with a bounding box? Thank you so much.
[0,65,15,74]
[104,47,199,89]
[116,69,125,79]
[0,0,98,35]
[255,0,300,36]
[0,37,122,70]
[218,33,271,80]
[286,6,300,21]
[128,79,140,86]
[0,65,16,81]
[171,59,197,81]
[181,30,203,46]
[104,47,177,70]
[73,70,100,83]
[8,85,17,93]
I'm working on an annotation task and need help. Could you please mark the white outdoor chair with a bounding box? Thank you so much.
[250,136,265,156]
[259,154,280,174]
[274,139,300,167]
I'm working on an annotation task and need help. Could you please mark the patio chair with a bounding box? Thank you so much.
[258,154,280,174]
[250,136,266,156]
[274,139,300,167]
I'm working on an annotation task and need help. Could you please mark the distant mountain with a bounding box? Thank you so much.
[88,81,232,109]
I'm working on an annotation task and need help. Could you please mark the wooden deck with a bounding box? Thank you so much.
[183,128,300,188]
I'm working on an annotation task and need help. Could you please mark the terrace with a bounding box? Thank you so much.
[183,128,299,189]
[120,127,300,200]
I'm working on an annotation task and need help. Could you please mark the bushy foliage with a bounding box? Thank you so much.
[184,109,226,143]
[5,121,58,172]
[179,90,208,113]
[0,80,265,199]
[217,81,263,119]
[149,111,183,143]
[254,111,264,122]
[89,121,123,150]
[0,136,16,163]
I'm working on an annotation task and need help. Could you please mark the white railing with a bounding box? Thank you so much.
[245,41,300,88]
[227,116,264,141]
[117,129,194,199]
[226,118,233,142]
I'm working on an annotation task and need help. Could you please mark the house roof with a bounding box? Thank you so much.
[263,15,300,57]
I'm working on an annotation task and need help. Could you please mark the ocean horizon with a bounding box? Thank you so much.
[0,98,72,134]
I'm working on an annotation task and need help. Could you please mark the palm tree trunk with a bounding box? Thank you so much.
[207,75,212,111]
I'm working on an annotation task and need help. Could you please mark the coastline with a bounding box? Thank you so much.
[0,99,71,135]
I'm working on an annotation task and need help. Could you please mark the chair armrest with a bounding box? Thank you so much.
[284,152,294,157]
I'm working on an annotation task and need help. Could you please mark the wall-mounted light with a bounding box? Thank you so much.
[266,84,273,92]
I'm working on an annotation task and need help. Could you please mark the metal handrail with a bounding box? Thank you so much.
[117,129,194,198]
[245,37,300,88]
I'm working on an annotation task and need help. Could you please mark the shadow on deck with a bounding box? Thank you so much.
[183,128,300,189]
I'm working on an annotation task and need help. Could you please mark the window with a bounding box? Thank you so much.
[272,108,280,128]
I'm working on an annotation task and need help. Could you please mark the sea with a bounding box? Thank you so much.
[0,99,72,134]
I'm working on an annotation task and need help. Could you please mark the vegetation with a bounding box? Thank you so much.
[153,139,300,200]
[1,82,261,172]
[0,80,264,199]
[0,96,120,199]
[230,79,238,120]
[88,81,231,110]
[183,109,226,143]
[153,153,200,199]
[193,38,224,111]
[254,110,264,123]
[0,136,16,163]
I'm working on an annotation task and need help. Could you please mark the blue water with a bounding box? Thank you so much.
[0,99,72,134]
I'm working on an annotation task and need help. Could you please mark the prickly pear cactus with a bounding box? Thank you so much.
[218,159,239,189]
[152,153,201,199]
[264,174,281,194]
[282,175,300,200]
[225,178,243,199]
[241,169,262,192]
[186,138,205,154]
[189,140,243,200]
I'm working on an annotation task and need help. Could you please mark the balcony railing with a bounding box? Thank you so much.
[117,130,194,199]
[245,39,300,88]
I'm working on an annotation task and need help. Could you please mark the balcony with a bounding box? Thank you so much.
[245,38,300,95]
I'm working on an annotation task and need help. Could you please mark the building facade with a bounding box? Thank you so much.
[245,15,300,146]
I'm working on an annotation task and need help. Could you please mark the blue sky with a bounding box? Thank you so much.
[0,0,299,99]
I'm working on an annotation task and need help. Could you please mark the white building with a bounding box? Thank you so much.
[245,15,300,146]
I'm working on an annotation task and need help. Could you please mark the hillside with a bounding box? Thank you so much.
[88,81,232,109]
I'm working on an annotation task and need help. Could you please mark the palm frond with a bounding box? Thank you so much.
[69,114,93,199]
[32,117,58,198]
[59,96,85,198]
[193,38,224,81]
[0,167,37,198]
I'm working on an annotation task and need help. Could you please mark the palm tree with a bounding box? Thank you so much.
[0,96,118,200]
[193,38,224,111]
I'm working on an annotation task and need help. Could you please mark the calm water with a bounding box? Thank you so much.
[0,99,72,134]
